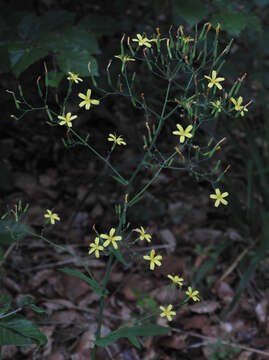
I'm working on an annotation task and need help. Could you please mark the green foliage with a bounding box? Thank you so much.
[95,324,171,348]
[59,268,107,297]
[132,289,158,314]
[0,295,47,350]
[209,339,240,359]
[0,7,101,83]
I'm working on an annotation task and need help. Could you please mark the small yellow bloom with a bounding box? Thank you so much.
[172,124,193,143]
[44,209,60,224]
[167,274,184,287]
[132,34,152,48]
[210,188,229,207]
[114,54,135,63]
[143,249,162,270]
[204,70,225,90]
[133,226,151,242]
[58,112,77,128]
[180,36,194,44]
[67,72,83,83]
[186,287,200,302]
[78,89,100,110]
[210,100,222,113]
[100,228,122,250]
[88,237,104,258]
[107,133,126,146]
[160,304,176,321]
[230,96,248,117]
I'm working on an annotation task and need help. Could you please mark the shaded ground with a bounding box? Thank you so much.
[1,67,269,360]
[1,2,269,360]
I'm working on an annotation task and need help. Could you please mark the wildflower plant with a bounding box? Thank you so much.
[6,23,251,357]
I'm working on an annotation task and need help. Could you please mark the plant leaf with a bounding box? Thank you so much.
[59,268,106,297]
[0,314,47,347]
[173,0,208,27]
[95,324,171,348]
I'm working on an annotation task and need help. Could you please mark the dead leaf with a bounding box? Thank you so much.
[255,299,267,323]
[189,301,220,314]
[159,229,176,253]
[183,315,210,330]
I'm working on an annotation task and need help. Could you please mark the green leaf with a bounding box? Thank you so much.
[0,220,29,245]
[57,51,99,77]
[95,324,171,348]
[173,0,208,27]
[0,295,11,317]
[18,296,34,307]
[211,11,247,36]
[59,268,106,297]
[47,70,65,88]
[8,43,48,78]
[0,314,47,347]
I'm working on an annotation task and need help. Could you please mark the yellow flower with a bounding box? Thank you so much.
[210,188,229,207]
[167,274,184,287]
[67,72,83,83]
[204,70,225,90]
[172,124,193,143]
[107,133,126,146]
[132,34,152,48]
[210,100,222,113]
[44,209,60,224]
[180,36,194,44]
[160,304,176,321]
[133,226,152,242]
[230,96,248,117]
[100,228,122,250]
[58,112,77,128]
[88,237,104,258]
[186,287,200,302]
[78,89,100,110]
[143,249,162,270]
[114,54,135,63]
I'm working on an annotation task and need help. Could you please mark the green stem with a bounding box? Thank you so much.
[127,81,171,188]
[69,129,128,186]
[91,254,114,360]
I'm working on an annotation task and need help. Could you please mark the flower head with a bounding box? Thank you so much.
[100,228,122,250]
[132,34,152,48]
[58,112,77,128]
[210,188,229,207]
[172,124,193,143]
[88,237,104,258]
[204,70,225,90]
[107,133,126,146]
[160,304,176,321]
[114,54,135,63]
[133,226,152,242]
[44,209,60,224]
[78,89,100,110]
[186,287,200,302]
[230,96,248,117]
[167,274,184,287]
[143,249,162,270]
[210,100,222,114]
[180,36,194,44]
[67,72,83,83]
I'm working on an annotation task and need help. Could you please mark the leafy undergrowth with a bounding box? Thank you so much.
[1,83,269,360]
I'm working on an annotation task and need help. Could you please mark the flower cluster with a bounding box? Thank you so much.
[88,227,122,258]
[57,72,100,129]
[159,275,200,322]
